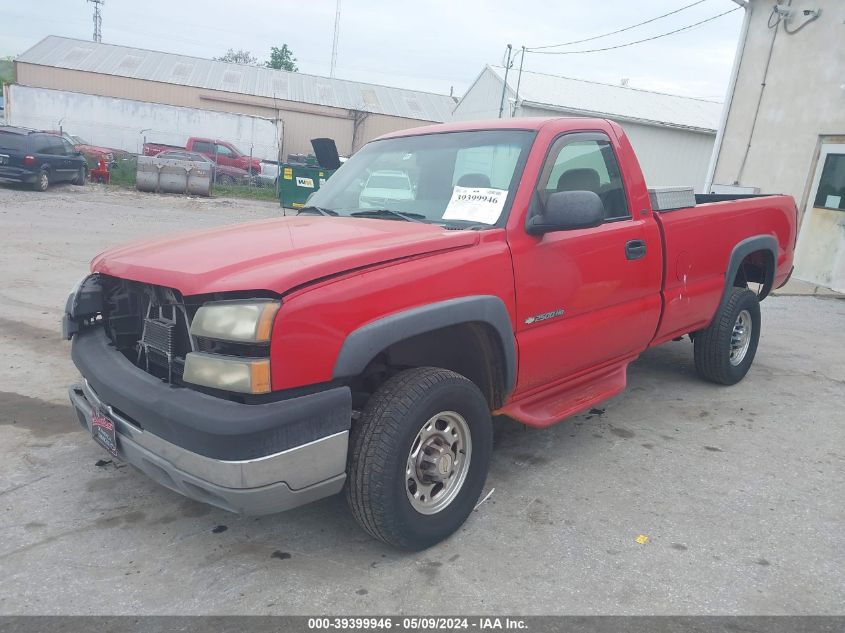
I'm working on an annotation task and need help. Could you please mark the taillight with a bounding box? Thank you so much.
[23,155,36,167]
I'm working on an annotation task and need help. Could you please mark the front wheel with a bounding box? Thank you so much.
[694,287,761,385]
[217,174,235,186]
[73,166,87,186]
[346,367,492,550]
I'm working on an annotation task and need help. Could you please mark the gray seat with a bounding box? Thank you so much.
[556,168,600,193]
[457,173,491,188]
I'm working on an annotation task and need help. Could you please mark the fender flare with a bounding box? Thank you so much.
[332,295,517,396]
[716,235,778,318]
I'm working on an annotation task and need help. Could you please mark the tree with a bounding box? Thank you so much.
[0,56,15,87]
[214,49,258,65]
[265,45,298,72]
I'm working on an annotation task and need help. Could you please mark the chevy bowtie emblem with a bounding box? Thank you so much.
[524,308,565,325]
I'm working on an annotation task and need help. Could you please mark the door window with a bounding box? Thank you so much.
[215,144,234,157]
[192,141,214,153]
[539,136,629,220]
[813,153,845,210]
[31,134,57,154]
[60,139,75,155]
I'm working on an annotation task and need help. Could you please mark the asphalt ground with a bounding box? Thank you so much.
[1,183,842,615]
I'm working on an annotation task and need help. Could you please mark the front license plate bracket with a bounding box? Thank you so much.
[91,411,119,457]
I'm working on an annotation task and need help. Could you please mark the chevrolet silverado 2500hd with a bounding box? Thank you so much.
[65,118,797,550]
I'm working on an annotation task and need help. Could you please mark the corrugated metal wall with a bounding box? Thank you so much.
[14,62,441,156]
[452,68,510,120]
[518,104,715,192]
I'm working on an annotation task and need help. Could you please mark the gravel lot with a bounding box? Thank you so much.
[1,183,843,615]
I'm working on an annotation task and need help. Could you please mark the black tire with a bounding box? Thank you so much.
[346,367,493,550]
[218,174,235,186]
[33,170,49,192]
[694,287,761,385]
[73,166,87,186]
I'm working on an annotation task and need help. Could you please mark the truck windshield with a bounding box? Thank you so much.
[307,130,535,227]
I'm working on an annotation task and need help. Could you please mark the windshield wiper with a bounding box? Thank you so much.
[350,209,426,223]
[297,205,339,216]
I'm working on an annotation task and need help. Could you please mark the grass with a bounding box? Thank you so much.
[108,156,137,187]
[211,184,278,201]
[104,155,280,202]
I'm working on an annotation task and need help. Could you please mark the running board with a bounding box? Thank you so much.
[496,363,628,428]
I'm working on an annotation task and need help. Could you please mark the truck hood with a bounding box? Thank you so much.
[91,216,479,296]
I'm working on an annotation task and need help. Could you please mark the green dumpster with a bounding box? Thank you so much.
[278,163,334,210]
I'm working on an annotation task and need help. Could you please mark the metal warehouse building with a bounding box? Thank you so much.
[11,36,457,158]
[454,66,723,192]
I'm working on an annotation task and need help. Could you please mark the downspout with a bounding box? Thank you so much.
[703,0,752,192]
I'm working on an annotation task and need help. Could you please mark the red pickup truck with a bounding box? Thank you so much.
[64,118,796,550]
[143,137,261,173]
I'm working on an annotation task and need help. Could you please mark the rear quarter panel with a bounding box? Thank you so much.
[652,195,796,345]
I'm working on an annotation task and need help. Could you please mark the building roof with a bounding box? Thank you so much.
[487,65,722,132]
[17,36,457,123]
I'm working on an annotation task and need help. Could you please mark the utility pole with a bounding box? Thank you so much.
[87,0,104,43]
[498,44,513,119]
[513,46,526,117]
[330,0,341,78]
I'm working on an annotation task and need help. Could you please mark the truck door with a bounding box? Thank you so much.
[509,132,662,393]
[191,140,215,163]
[214,143,236,168]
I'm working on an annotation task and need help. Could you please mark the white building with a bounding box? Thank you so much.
[454,65,723,192]
[708,0,845,293]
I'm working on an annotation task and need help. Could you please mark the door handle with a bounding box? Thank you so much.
[625,239,647,260]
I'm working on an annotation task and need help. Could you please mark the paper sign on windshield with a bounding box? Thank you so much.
[442,186,508,225]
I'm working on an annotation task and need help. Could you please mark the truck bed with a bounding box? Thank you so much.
[650,194,797,346]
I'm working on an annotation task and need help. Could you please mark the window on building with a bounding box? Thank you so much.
[361,89,380,108]
[814,153,845,211]
[171,63,193,81]
[117,55,143,74]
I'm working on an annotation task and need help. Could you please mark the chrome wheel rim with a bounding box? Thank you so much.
[406,411,472,515]
[730,309,752,366]
[40,173,48,189]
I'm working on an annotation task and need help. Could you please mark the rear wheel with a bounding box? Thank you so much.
[218,174,235,186]
[33,170,49,192]
[346,367,492,550]
[694,287,761,385]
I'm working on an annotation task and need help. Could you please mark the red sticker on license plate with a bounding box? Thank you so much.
[91,411,119,457]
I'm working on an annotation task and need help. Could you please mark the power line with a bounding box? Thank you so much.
[527,7,741,56]
[527,0,710,51]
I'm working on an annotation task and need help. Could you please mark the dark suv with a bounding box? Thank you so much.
[0,126,88,191]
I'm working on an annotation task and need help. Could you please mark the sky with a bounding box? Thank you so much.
[0,0,745,101]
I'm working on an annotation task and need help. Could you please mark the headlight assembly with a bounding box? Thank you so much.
[190,299,280,343]
[182,353,271,394]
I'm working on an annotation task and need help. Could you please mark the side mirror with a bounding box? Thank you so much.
[526,190,604,235]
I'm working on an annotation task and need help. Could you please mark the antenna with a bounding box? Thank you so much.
[87,0,104,43]
[330,0,341,77]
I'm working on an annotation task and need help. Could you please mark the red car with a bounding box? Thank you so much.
[44,132,122,164]
[64,117,796,549]
[143,137,261,173]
